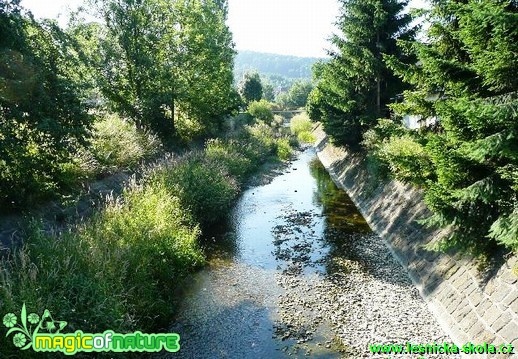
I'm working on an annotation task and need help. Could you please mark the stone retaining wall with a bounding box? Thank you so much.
[313,124,518,357]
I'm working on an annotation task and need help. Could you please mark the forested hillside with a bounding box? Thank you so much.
[234,50,321,80]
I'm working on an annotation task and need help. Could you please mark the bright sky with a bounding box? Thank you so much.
[21,0,427,58]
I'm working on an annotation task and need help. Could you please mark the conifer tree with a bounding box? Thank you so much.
[384,0,518,255]
[308,0,415,146]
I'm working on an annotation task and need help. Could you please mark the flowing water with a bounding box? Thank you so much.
[161,148,374,358]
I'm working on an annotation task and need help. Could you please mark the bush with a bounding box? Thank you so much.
[276,137,293,161]
[272,114,285,129]
[378,135,434,185]
[150,153,240,227]
[290,113,315,144]
[205,138,254,181]
[0,184,204,344]
[248,100,274,124]
[243,123,278,161]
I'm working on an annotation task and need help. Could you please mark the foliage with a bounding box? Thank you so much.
[278,80,313,109]
[290,113,315,144]
[0,184,204,343]
[248,99,274,124]
[85,114,162,172]
[276,137,293,161]
[92,0,238,138]
[238,71,263,104]
[0,2,92,210]
[150,153,239,227]
[261,80,275,102]
[379,0,518,255]
[378,135,433,185]
[205,138,253,182]
[307,0,416,147]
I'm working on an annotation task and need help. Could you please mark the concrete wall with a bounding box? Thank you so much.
[313,124,518,357]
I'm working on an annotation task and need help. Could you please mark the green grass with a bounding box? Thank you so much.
[149,152,240,227]
[0,183,204,335]
[81,114,162,175]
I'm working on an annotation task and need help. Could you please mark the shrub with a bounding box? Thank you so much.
[150,153,240,227]
[290,113,315,144]
[248,100,274,124]
[276,137,293,161]
[205,138,253,181]
[272,114,285,129]
[378,135,434,185]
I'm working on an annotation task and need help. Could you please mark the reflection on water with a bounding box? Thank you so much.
[200,150,370,268]
[165,149,373,358]
[309,158,371,234]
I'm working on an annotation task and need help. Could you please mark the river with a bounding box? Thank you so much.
[161,148,454,358]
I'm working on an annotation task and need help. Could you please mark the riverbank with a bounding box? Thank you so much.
[313,123,518,355]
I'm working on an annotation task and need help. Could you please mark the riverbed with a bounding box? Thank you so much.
[162,149,455,358]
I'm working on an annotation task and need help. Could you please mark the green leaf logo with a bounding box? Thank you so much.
[3,303,67,351]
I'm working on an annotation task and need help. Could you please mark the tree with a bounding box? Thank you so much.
[0,1,91,208]
[248,100,274,124]
[307,0,415,146]
[92,0,238,138]
[238,71,263,104]
[383,0,518,255]
[279,80,313,108]
[262,80,275,102]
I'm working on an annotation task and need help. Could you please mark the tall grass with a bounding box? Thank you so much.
[149,152,240,227]
[80,114,162,175]
[0,183,204,332]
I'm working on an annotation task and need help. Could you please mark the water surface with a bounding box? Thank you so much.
[164,149,371,358]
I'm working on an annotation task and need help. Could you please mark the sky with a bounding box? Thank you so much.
[21,0,427,58]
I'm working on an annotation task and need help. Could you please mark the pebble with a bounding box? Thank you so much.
[271,208,459,358]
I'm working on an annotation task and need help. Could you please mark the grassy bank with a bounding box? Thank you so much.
[0,121,293,357]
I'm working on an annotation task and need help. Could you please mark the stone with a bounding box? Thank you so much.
[491,284,513,304]
[482,305,503,326]
[501,292,517,307]
[499,321,518,343]
[491,311,513,332]
[459,312,479,332]
[468,290,485,308]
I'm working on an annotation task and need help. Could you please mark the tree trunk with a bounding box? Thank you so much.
[170,97,176,134]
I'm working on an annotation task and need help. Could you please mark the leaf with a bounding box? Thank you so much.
[6,327,23,337]
[488,209,518,249]
[453,176,498,204]
[20,303,27,331]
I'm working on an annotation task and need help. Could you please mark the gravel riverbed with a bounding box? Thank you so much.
[271,208,459,358]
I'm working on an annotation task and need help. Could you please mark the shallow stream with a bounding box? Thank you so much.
[162,148,452,358]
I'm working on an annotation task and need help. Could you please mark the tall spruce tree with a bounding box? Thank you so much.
[383,0,518,255]
[307,0,415,146]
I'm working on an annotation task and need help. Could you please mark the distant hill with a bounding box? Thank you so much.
[234,50,322,80]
